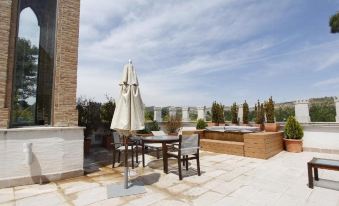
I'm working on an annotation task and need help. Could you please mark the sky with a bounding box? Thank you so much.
[77,0,339,107]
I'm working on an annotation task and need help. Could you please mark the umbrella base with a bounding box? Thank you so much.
[107,181,146,198]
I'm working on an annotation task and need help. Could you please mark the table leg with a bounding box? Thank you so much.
[142,141,145,167]
[308,163,314,189]
[162,142,168,174]
[314,167,319,181]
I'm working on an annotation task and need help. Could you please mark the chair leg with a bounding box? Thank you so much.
[178,157,182,180]
[156,149,160,159]
[136,145,139,163]
[112,150,116,168]
[118,151,121,163]
[142,143,145,167]
[183,155,186,166]
[132,147,135,169]
[196,154,201,176]
[185,156,189,171]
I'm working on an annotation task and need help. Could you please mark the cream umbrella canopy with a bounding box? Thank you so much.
[109,60,145,194]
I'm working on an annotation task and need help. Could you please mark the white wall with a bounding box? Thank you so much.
[303,131,339,150]
[0,127,84,188]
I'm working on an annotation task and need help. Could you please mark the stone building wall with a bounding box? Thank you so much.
[0,0,80,128]
[0,0,12,128]
[53,0,80,126]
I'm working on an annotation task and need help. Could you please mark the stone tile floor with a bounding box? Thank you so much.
[1,147,339,206]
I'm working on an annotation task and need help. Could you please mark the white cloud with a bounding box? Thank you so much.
[77,0,339,106]
[313,77,339,87]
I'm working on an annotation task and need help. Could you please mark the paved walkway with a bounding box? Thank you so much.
[1,149,339,206]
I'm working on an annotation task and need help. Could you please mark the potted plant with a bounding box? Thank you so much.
[254,100,265,131]
[211,101,219,126]
[196,118,208,129]
[100,96,116,149]
[231,102,238,125]
[264,96,280,132]
[138,120,161,136]
[284,116,304,153]
[165,116,182,135]
[243,101,249,125]
[217,103,225,126]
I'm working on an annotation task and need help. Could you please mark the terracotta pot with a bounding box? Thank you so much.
[264,123,280,132]
[207,122,215,127]
[284,139,303,153]
[253,124,264,131]
[213,122,219,126]
[84,138,91,155]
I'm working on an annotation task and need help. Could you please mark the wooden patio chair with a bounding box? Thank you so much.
[167,134,201,180]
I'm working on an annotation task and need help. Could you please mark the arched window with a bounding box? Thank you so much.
[11,0,57,127]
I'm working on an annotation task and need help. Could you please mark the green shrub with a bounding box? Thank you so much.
[196,119,208,129]
[139,120,161,134]
[161,107,169,121]
[231,102,238,124]
[264,96,275,123]
[211,101,218,123]
[77,97,102,137]
[165,116,182,133]
[144,108,154,121]
[330,12,339,33]
[255,100,265,124]
[204,111,211,121]
[275,105,295,122]
[284,116,304,139]
[309,97,336,122]
[211,101,224,123]
[243,101,249,124]
[100,96,116,134]
[224,110,232,122]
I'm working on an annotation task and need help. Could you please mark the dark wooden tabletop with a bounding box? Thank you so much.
[309,158,339,168]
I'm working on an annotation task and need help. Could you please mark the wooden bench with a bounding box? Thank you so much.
[307,158,339,189]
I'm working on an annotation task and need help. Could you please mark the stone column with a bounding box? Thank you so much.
[182,107,189,122]
[295,99,310,123]
[197,106,205,120]
[335,97,339,122]
[238,104,243,123]
[169,106,176,117]
[153,107,162,122]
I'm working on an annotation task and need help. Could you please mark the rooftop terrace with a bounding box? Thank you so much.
[1,148,339,206]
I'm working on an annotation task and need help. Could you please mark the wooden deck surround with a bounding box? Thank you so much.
[200,130,283,159]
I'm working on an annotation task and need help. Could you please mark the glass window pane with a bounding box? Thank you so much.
[11,0,56,127]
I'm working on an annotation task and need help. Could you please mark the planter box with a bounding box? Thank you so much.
[244,132,284,159]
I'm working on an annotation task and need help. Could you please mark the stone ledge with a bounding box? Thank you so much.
[0,169,83,189]
[303,147,339,155]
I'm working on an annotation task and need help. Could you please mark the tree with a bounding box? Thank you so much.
[231,102,238,124]
[264,96,275,123]
[14,38,39,100]
[243,101,249,124]
[330,12,339,33]
[255,100,265,124]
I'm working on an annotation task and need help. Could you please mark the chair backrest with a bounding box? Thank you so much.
[151,130,167,136]
[113,132,122,149]
[179,134,200,156]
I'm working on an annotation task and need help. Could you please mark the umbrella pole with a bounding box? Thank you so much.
[124,135,129,189]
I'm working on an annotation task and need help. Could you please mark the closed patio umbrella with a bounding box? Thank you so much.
[108,59,146,197]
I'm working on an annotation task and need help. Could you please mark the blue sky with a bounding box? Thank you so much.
[77,0,339,107]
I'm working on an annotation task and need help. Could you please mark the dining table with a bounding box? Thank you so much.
[141,135,179,174]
